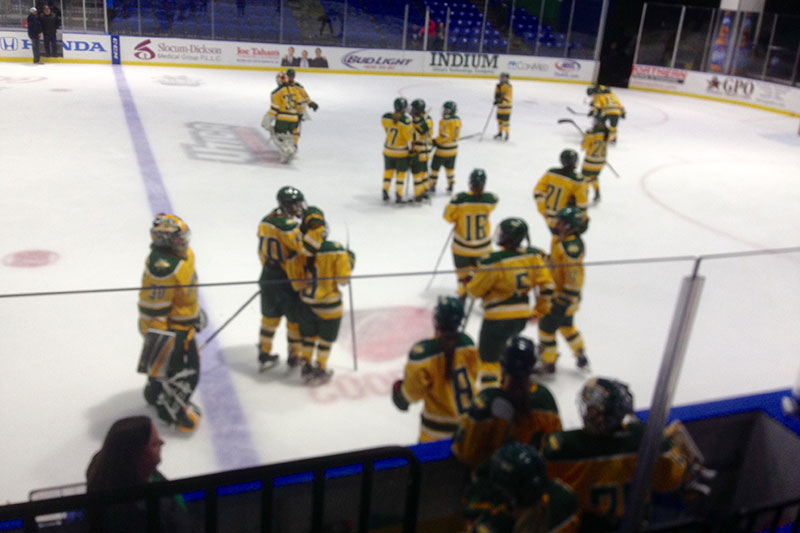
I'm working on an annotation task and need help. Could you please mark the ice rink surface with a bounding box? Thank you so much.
[1,62,799,504]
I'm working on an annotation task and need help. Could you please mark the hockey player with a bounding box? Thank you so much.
[285,68,319,143]
[392,296,480,442]
[256,186,315,370]
[581,114,610,204]
[285,206,355,384]
[430,100,461,194]
[381,97,414,203]
[137,214,204,432]
[409,98,434,202]
[493,72,512,141]
[544,377,694,532]
[466,218,554,388]
[538,206,589,374]
[442,168,498,299]
[588,84,625,144]
[452,336,561,469]
[463,442,581,532]
[533,149,589,251]
[262,72,299,163]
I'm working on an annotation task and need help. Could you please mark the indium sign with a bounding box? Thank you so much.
[428,51,498,74]
[341,49,415,71]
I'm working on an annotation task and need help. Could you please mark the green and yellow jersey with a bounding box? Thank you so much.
[544,422,689,532]
[257,210,305,273]
[138,247,199,335]
[452,383,562,468]
[443,191,498,258]
[269,84,299,124]
[581,126,609,174]
[593,91,625,118]
[287,81,311,115]
[382,112,413,159]
[395,333,479,442]
[533,168,590,228]
[412,113,433,157]
[550,235,584,311]
[495,82,513,115]
[466,247,555,320]
[434,115,461,158]
[286,240,352,320]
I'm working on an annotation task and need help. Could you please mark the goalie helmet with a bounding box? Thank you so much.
[394,97,408,113]
[495,217,528,249]
[469,168,487,189]
[488,442,547,507]
[433,296,465,332]
[556,206,589,235]
[579,377,634,435]
[275,72,287,86]
[560,148,579,168]
[410,98,426,116]
[150,214,190,257]
[442,100,457,117]
[500,336,536,378]
[276,186,306,217]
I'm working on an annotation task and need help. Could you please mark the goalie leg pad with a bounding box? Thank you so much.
[137,329,177,376]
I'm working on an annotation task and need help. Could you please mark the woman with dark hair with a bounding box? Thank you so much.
[86,417,195,532]
[87,416,163,491]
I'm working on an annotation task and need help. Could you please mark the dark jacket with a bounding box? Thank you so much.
[40,11,58,37]
[27,13,43,38]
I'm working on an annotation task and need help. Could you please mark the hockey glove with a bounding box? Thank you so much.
[194,309,208,333]
[309,101,319,111]
[391,380,409,411]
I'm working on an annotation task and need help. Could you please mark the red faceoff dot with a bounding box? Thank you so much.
[3,250,60,267]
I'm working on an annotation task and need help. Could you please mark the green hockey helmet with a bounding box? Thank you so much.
[394,97,408,112]
[556,206,589,234]
[495,217,528,249]
[410,98,426,115]
[286,68,296,78]
[277,185,306,217]
[442,100,457,116]
[469,168,487,189]
[499,72,510,82]
[301,205,325,231]
[488,442,547,507]
[500,336,537,378]
[560,148,579,168]
[579,377,634,435]
[433,296,465,332]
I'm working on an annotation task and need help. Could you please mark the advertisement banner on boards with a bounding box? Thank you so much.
[0,30,37,59]
[61,32,111,61]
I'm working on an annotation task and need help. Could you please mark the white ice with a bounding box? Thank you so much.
[1,63,799,505]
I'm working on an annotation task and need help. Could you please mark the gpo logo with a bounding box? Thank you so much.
[0,36,21,51]
[134,39,155,60]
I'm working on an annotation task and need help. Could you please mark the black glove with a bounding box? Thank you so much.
[194,309,208,332]
[392,380,409,410]
[309,101,319,111]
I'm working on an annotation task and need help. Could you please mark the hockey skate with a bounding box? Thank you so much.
[494,132,503,140]
[258,351,279,372]
[575,350,590,371]
[302,362,333,385]
[446,183,453,193]
[382,190,390,202]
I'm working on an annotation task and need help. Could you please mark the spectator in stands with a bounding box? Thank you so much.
[40,4,58,58]
[281,46,299,67]
[86,416,197,531]
[309,47,328,68]
[299,49,310,68]
[318,13,333,36]
[26,7,42,64]
[418,17,436,43]
[433,21,445,50]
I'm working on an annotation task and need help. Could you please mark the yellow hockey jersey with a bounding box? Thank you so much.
[533,168,590,223]
[396,333,479,442]
[443,191,498,257]
[581,126,609,172]
[495,82,513,114]
[268,84,300,124]
[286,240,352,320]
[433,115,461,158]
[452,383,562,469]
[257,210,306,271]
[287,81,312,114]
[467,247,555,320]
[592,91,625,117]
[412,113,433,155]
[550,235,584,310]
[382,112,413,158]
[138,247,199,334]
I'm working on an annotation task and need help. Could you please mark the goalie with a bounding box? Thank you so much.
[262,72,299,163]
[137,214,205,433]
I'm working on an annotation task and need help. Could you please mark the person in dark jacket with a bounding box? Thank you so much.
[40,4,58,57]
[26,7,43,64]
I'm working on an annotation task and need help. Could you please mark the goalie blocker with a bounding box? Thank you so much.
[138,328,202,432]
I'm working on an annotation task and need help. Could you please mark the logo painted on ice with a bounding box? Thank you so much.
[0,36,20,51]
[134,39,156,60]
[554,59,581,73]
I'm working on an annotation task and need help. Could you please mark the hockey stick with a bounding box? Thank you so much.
[460,132,482,140]
[198,289,261,351]
[460,297,476,332]
[566,106,583,116]
[345,224,358,371]
[557,119,620,179]
[424,227,455,291]
[478,103,496,142]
